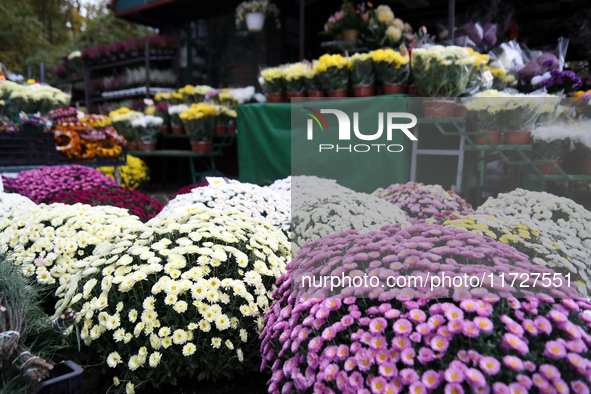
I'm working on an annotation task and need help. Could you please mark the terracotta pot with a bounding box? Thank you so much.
[342,29,359,40]
[127,141,139,151]
[353,85,375,97]
[580,159,591,175]
[504,130,531,145]
[226,125,236,134]
[474,130,502,146]
[307,90,326,98]
[534,160,564,175]
[453,105,468,118]
[266,92,285,103]
[422,99,456,118]
[327,89,348,98]
[172,126,184,134]
[287,91,307,101]
[137,141,156,152]
[214,125,226,134]
[408,84,419,96]
[160,126,170,135]
[383,83,408,95]
[191,141,212,153]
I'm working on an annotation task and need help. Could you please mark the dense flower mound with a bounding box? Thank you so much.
[59,207,291,391]
[267,177,291,199]
[172,183,209,198]
[98,155,151,190]
[479,189,591,250]
[3,165,116,204]
[0,192,36,218]
[0,203,144,289]
[291,193,411,257]
[439,212,591,296]
[47,184,164,222]
[372,182,473,223]
[291,176,354,210]
[287,224,582,300]
[158,182,290,229]
[261,225,591,394]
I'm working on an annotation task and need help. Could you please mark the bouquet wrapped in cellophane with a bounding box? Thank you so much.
[131,115,164,142]
[315,54,350,91]
[260,67,284,94]
[349,53,375,87]
[411,45,476,97]
[282,63,307,93]
[370,48,410,84]
[180,103,216,142]
[302,61,323,92]
[109,107,144,142]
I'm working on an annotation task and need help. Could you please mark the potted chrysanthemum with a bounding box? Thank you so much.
[235,0,281,33]
[180,103,216,153]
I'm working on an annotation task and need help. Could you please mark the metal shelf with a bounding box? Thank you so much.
[87,55,176,71]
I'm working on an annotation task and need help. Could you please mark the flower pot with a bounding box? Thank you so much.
[327,89,348,98]
[160,126,170,135]
[342,29,359,40]
[334,33,344,40]
[226,125,236,134]
[474,130,502,146]
[534,160,564,175]
[246,12,265,32]
[422,99,457,118]
[307,90,326,98]
[354,85,375,97]
[504,130,531,145]
[579,159,591,175]
[191,141,212,153]
[138,141,156,152]
[127,141,139,151]
[408,84,419,96]
[214,125,226,134]
[172,126,184,134]
[453,105,468,118]
[266,92,285,103]
[286,91,307,101]
[383,83,408,95]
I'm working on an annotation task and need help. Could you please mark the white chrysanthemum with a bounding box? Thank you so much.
[0,192,36,219]
[291,192,411,256]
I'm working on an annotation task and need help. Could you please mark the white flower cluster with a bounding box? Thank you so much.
[131,115,164,128]
[228,86,255,104]
[58,207,290,385]
[0,203,144,287]
[464,90,559,114]
[266,176,291,199]
[480,189,591,250]
[291,192,411,256]
[532,121,591,144]
[168,104,189,115]
[291,175,354,210]
[0,192,36,219]
[158,182,290,228]
[443,211,591,295]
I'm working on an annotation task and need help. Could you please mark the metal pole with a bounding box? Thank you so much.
[299,0,305,60]
[448,0,455,42]
[40,61,44,83]
[27,65,31,80]
[83,62,90,112]
[145,38,150,98]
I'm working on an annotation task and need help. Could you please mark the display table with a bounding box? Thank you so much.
[237,95,413,191]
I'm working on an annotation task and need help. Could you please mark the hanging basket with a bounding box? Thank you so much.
[246,12,265,32]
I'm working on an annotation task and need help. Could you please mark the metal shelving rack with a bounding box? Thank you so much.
[83,39,179,111]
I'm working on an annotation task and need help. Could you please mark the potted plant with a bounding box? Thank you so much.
[154,102,170,134]
[315,54,350,97]
[302,61,325,97]
[338,0,367,40]
[349,52,375,97]
[282,62,307,100]
[370,48,410,94]
[358,4,415,50]
[131,115,163,151]
[411,45,477,118]
[109,107,144,150]
[168,104,188,134]
[235,0,281,33]
[531,123,572,175]
[180,103,216,153]
[260,67,285,102]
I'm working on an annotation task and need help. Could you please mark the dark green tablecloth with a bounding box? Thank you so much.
[237,95,414,192]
